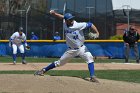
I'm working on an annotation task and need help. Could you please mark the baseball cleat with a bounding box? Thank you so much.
[34,69,45,76]
[90,76,99,83]
[13,61,16,65]
[136,60,139,63]
[22,60,27,64]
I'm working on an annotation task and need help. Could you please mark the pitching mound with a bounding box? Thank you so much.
[0,74,140,93]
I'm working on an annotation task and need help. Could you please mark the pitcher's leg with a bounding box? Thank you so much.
[79,46,98,82]
[82,52,98,82]
[45,50,75,70]
[34,49,75,76]
[81,52,95,77]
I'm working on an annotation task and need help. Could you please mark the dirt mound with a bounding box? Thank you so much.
[1,63,140,71]
[0,74,140,93]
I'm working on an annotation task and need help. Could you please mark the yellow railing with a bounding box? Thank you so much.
[0,40,125,42]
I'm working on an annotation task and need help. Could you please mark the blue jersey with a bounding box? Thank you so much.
[31,35,39,40]
[53,35,61,40]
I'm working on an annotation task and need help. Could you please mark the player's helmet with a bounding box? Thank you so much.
[19,27,23,32]
[18,27,23,36]
[64,13,75,20]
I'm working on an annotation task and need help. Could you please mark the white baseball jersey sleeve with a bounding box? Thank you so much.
[64,21,88,48]
[10,32,27,45]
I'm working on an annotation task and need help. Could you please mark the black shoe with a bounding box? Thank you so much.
[22,60,27,64]
[136,60,139,63]
[125,59,128,63]
[13,61,16,65]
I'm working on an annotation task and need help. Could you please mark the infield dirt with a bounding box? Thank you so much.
[0,63,140,93]
[0,74,140,93]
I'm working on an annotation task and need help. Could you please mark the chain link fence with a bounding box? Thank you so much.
[0,0,140,40]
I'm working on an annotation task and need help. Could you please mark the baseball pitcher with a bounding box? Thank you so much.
[34,10,99,82]
[9,27,29,64]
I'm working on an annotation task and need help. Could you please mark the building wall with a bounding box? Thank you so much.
[47,0,115,39]
[116,23,140,35]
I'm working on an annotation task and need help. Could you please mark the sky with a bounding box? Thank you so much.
[112,0,140,10]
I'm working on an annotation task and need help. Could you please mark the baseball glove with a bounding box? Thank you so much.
[25,46,30,50]
[88,32,99,39]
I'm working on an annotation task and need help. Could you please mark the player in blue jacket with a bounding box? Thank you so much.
[30,32,39,40]
[53,32,61,40]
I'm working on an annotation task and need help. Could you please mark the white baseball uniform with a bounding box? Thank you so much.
[10,32,27,54]
[54,21,94,66]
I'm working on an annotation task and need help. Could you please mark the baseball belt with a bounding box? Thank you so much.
[68,45,83,50]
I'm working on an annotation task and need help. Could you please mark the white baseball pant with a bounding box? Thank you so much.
[12,44,25,54]
[54,45,94,67]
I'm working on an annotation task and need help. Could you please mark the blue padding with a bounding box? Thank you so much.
[0,42,139,58]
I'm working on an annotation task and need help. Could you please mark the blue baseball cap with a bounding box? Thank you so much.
[64,13,75,20]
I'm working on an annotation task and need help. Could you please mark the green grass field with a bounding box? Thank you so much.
[0,56,140,83]
[0,56,137,63]
[0,70,140,83]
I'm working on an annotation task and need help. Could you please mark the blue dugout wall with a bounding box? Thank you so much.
[0,40,139,58]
